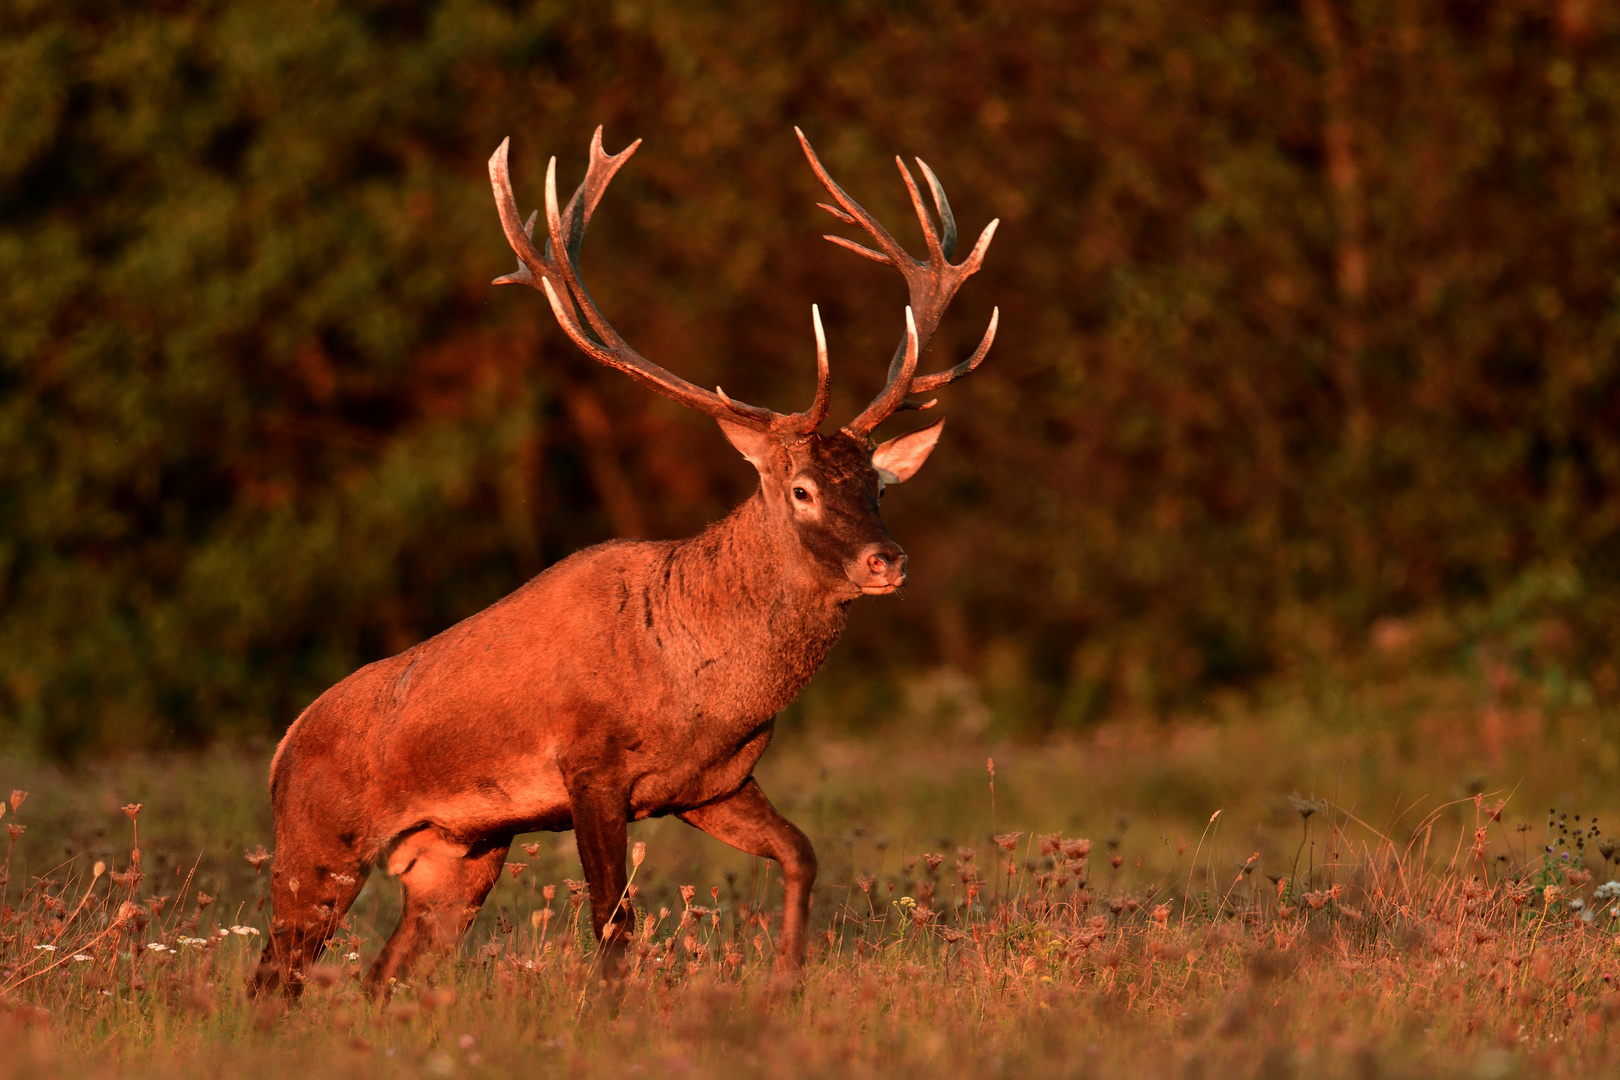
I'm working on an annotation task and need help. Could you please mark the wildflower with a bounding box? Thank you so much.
[229,925,261,936]
[34,944,57,952]
[1288,794,1327,820]
[1594,881,1620,900]
[631,841,646,869]
[923,853,944,873]
[245,846,271,872]
[71,954,93,962]
[7,823,24,842]
[522,842,541,857]
[1152,903,1171,927]
[680,884,696,907]
[542,884,556,902]
[10,790,26,811]
[346,952,360,961]
[146,942,172,953]
[332,873,355,886]
[178,937,210,947]
[505,863,526,880]
[196,892,214,909]
[121,803,142,820]
[993,832,1023,853]
[855,875,875,895]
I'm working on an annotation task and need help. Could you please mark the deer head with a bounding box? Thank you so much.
[488,127,999,599]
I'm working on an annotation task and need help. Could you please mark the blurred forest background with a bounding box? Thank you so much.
[3,0,1620,755]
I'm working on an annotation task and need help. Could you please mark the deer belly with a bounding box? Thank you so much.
[389,760,572,839]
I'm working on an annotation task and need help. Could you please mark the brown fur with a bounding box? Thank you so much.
[252,428,925,996]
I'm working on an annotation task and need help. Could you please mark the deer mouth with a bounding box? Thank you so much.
[859,582,902,596]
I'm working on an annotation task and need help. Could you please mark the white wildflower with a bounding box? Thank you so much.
[33,944,56,952]
[1593,880,1620,900]
[146,942,172,952]
[71,954,93,962]
[345,951,360,961]
[228,925,261,936]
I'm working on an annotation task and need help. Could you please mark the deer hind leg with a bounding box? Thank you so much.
[251,833,369,998]
[679,777,817,980]
[362,829,510,999]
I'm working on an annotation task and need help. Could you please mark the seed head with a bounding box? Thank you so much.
[993,832,1022,853]
[245,846,272,872]
[522,842,541,857]
[632,841,646,869]
[542,884,556,902]
[121,803,142,820]
[7,823,24,842]
[505,862,526,880]
[1287,794,1326,820]
[9,790,26,812]
[680,884,696,907]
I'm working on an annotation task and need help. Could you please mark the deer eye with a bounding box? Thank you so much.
[792,486,812,502]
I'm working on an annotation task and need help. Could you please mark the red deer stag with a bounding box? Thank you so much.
[252,127,998,997]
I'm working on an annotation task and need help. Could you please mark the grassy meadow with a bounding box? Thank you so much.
[3,660,1620,1079]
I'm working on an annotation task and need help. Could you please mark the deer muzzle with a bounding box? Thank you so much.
[848,544,907,595]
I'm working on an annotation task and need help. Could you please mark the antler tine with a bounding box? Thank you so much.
[895,157,945,266]
[796,304,833,431]
[489,138,543,286]
[797,128,999,436]
[910,307,998,394]
[914,158,958,260]
[490,133,783,429]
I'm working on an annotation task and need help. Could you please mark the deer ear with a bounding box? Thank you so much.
[871,417,945,485]
[717,417,775,470]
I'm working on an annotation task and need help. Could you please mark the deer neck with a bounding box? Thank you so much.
[666,490,849,702]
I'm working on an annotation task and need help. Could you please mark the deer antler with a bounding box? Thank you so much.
[490,128,831,435]
[794,128,999,437]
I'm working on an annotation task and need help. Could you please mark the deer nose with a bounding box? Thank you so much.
[852,544,907,590]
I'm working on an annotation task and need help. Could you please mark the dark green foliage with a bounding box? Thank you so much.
[3,0,1619,752]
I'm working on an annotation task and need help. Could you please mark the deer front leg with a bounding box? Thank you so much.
[680,777,817,979]
[563,765,635,972]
